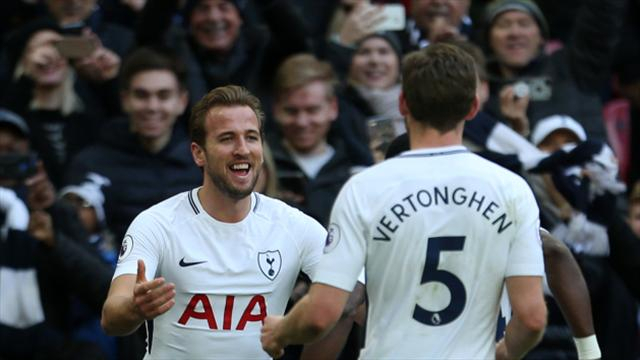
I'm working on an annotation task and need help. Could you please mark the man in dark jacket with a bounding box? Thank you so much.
[482,0,626,140]
[136,0,310,106]
[269,54,361,227]
[66,47,202,245]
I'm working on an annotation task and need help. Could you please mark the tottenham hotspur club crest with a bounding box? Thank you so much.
[257,250,282,281]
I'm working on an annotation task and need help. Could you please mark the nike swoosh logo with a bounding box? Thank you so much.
[179,257,207,267]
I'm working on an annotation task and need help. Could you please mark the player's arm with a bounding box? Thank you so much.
[497,276,547,360]
[541,229,601,359]
[101,259,176,336]
[299,281,366,360]
[261,283,350,358]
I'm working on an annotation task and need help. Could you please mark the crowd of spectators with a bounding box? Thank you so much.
[1,0,639,359]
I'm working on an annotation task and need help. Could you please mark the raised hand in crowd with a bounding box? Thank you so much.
[337,1,387,47]
[499,84,531,137]
[25,161,56,211]
[74,30,122,83]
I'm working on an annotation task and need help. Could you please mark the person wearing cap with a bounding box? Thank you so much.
[0,108,116,359]
[525,114,640,359]
[482,0,626,141]
[136,0,310,106]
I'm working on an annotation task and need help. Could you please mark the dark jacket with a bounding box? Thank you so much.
[269,136,356,226]
[66,118,202,244]
[0,202,113,360]
[136,0,310,105]
[484,0,626,140]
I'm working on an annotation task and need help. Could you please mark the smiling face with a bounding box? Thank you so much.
[274,80,337,155]
[489,10,543,70]
[121,70,188,142]
[192,105,263,200]
[189,0,243,54]
[411,0,470,31]
[23,30,68,87]
[349,37,400,90]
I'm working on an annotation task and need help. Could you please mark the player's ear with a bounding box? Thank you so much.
[464,94,480,121]
[399,91,409,117]
[191,142,206,167]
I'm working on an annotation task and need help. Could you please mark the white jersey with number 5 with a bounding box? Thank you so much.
[315,146,544,359]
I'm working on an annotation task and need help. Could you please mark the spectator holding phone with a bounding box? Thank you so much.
[0,108,115,360]
[482,0,626,140]
[1,20,106,188]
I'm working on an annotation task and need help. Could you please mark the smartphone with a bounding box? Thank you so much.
[0,153,38,181]
[376,4,406,32]
[54,36,97,58]
[367,115,398,163]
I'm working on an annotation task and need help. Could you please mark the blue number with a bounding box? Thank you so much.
[413,236,467,326]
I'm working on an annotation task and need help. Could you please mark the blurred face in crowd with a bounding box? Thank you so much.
[192,106,264,200]
[22,30,68,87]
[0,125,30,187]
[489,10,543,70]
[46,0,96,25]
[349,37,400,90]
[61,193,99,233]
[190,0,243,54]
[411,0,470,32]
[121,70,188,142]
[536,129,581,153]
[629,202,640,237]
[274,81,338,155]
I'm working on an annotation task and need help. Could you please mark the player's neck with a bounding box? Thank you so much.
[197,184,252,223]
[408,121,464,150]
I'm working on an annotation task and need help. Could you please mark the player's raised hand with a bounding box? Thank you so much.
[261,315,285,358]
[133,259,176,320]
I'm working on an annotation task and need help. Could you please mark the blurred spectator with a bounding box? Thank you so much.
[629,181,640,237]
[269,54,362,226]
[482,0,626,140]
[136,0,310,105]
[344,32,403,130]
[1,20,106,188]
[0,109,114,360]
[0,0,134,117]
[401,0,472,50]
[65,47,201,246]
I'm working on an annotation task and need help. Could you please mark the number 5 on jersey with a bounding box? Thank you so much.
[413,236,467,326]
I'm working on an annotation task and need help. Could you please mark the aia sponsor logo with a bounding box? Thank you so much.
[178,294,267,330]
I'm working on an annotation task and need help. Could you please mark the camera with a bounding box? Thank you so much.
[0,153,38,181]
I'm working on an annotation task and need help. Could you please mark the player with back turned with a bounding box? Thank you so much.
[261,43,548,359]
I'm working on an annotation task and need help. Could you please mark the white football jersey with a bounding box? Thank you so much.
[315,146,544,359]
[113,189,326,359]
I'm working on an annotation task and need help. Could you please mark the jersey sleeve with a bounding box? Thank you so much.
[297,213,328,281]
[312,180,366,292]
[112,211,167,281]
[506,180,545,277]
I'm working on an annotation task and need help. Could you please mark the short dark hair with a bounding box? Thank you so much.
[401,43,478,132]
[119,47,187,91]
[189,85,265,147]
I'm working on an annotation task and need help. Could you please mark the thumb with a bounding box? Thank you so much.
[136,259,147,283]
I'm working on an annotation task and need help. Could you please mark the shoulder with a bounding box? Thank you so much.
[253,193,324,231]
[131,190,196,230]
